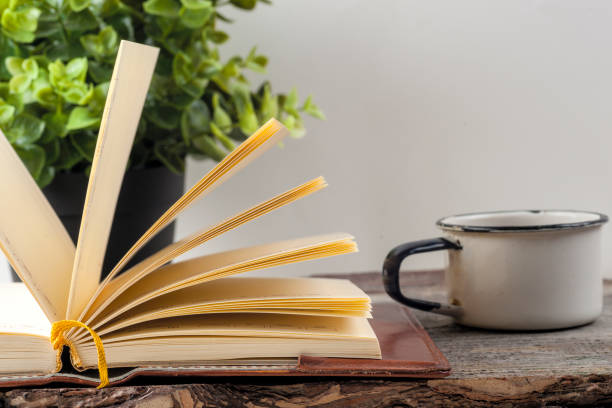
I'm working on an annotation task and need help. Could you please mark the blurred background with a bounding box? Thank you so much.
[2,0,612,281]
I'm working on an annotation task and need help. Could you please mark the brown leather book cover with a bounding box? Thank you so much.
[0,303,449,387]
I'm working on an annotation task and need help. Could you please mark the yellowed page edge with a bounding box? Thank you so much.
[106,118,288,280]
[76,119,288,323]
[92,276,370,335]
[78,177,327,325]
[74,320,381,369]
[99,313,377,344]
[68,236,357,343]
[85,235,357,329]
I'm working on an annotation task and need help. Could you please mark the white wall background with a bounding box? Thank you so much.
[2,0,612,281]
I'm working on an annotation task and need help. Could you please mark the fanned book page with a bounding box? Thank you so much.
[78,177,329,326]
[0,40,382,383]
[77,117,289,323]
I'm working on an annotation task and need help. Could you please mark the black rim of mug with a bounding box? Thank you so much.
[436,209,609,233]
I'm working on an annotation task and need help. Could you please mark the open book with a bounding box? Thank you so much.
[0,41,380,383]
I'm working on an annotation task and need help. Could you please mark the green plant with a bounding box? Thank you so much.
[0,0,324,187]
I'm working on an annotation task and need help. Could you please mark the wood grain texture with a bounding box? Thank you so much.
[400,272,612,379]
[1,375,611,407]
[1,271,611,407]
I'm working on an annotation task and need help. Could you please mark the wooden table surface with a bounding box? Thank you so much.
[1,271,611,407]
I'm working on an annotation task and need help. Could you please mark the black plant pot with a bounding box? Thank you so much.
[9,166,185,282]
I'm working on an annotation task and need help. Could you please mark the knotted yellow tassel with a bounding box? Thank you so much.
[50,320,109,389]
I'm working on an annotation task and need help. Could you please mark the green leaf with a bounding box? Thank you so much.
[209,30,228,44]
[88,81,109,113]
[48,60,66,88]
[64,9,98,32]
[36,165,55,188]
[253,55,267,68]
[199,57,222,77]
[192,134,225,161]
[7,113,45,146]
[210,121,234,151]
[221,57,240,77]
[154,140,185,173]
[283,87,298,111]
[35,13,62,37]
[60,82,94,105]
[56,141,82,170]
[8,73,31,93]
[0,37,21,80]
[107,14,134,40]
[42,112,68,139]
[145,104,181,130]
[1,88,22,112]
[42,139,60,164]
[99,0,121,17]
[65,57,88,81]
[282,114,306,139]
[7,57,38,93]
[258,83,278,121]
[1,7,41,43]
[301,95,325,120]
[100,24,118,51]
[88,60,112,83]
[0,104,14,125]
[172,51,193,86]
[69,0,91,12]
[239,107,258,135]
[245,60,265,74]
[143,0,181,17]
[32,78,57,108]
[230,0,256,10]
[232,83,258,134]
[180,0,212,10]
[14,144,45,179]
[0,0,318,176]
[70,132,98,161]
[67,106,100,130]
[80,26,118,58]
[22,58,38,78]
[180,98,210,145]
[212,92,231,129]
[179,3,213,28]
[5,57,23,76]
[44,41,73,61]
[180,78,207,100]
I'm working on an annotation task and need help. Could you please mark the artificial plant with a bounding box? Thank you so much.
[0,0,324,187]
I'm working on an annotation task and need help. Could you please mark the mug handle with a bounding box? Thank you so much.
[383,238,463,317]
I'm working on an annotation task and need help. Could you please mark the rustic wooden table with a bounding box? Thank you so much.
[1,271,611,407]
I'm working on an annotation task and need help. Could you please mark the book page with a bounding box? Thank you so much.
[100,313,376,344]
[92,277,372,336]
[0,283,51,338]
[105,119,288,281]
[0,284,55,375]
[72,315,380,369]
[81,234,356,329]
[78,177,328,325]
[0,134,75,322]
[77,119,289,322]
[66,41,159,319]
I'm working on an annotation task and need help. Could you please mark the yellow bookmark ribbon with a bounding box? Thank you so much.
[50,320,109,389]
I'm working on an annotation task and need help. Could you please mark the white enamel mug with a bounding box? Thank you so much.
[383,210,608,330]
